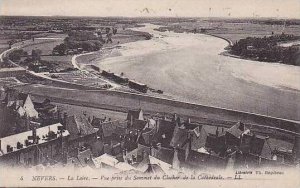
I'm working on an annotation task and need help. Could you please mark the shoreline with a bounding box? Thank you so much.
[72,24,300,93]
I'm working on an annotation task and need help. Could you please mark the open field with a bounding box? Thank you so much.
[21,37,65,55]
[47,71,107,87]
[54,103,127,121]
[40,55,73,71]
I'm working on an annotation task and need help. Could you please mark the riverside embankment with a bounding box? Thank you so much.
[82,24,300,121]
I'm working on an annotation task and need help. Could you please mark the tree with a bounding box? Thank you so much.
[113,28,118,35]
[32,49,42,61]
[53,44,66,56]
[8,49,28,62]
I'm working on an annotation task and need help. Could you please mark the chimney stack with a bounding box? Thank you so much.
[150,145,153,156]
[187,118,191,124]
[32,127,37,144]
[173,113,177,122]
[216,127,219,137]
[172,147,180,170]
[130,115,133,127]
[185,133,192,161]
[293,136,300,160]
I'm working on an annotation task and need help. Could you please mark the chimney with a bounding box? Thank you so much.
[185,133,192,161]
[150,145,153,156]
[293,136,300,160]
[156,143,162,150]
[156,119,159,132]
[216,127,219,137]
[187,118,191,124]
[32,127,37,144]
[130,114,133,127]
[172,148,180,170]
[173,113,177,122]
[149,134,153,145]
[123,149,127,163]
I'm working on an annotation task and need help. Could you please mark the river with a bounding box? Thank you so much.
[83,24,300,121]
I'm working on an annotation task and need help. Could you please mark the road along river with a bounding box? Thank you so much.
[80,24,300,121]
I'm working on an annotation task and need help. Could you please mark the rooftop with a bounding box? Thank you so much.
[0,123,69,156]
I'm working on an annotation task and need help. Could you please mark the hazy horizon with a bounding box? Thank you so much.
[0,0,299,19]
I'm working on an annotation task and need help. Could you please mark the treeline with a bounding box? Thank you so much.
[8,49,28,61]
[52,31,104,55]
[231,33,300,65]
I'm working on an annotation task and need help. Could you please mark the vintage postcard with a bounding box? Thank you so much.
[0,0,299,187]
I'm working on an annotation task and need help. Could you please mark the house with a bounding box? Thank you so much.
[0,123,69,167]
[6,93,39,119]
[33,98,57,116]
[225,122,248,147]
[65,115,99,156]
[127,109,144,123]
[91,153,137,173]
[152,119,176,147]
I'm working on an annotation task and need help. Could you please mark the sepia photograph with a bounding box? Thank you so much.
[0,0,299,187]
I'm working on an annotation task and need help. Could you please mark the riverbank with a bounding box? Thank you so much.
[75,23,300,121]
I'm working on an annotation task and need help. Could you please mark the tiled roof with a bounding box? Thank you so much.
[170,126,189,148]
[101,120,127,137]
[153,119,176,147]
[250,135,272,159]
[226,122,245,138]
[77,149,93,167]
[92,153,118,168]
[144,163,165,174]
[66,115,98,140]
[152,146,174,164]
[186,149,228,169]
[132,119,147,130]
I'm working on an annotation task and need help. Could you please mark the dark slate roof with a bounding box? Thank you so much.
[183,122,200,130]
[170,126,189,148]
[77,149,93,167]
[205,134,226,154]
[185,149,228,169]
[138,127,156,146]
[126,109,143,121]
[144,164,165,174]
[17,93,29,102]
[91,117,106,127]
[101,120,128,137]
[132,119,147,130]
[152,119,176,147]
[250,135,272,159]
[152,147,174,165]
[189,125,209,150]
[136,154,150,171]
[226,122,245,138]
[66,115,98,140]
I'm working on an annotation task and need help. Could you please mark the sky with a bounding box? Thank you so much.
[0,0,299,18]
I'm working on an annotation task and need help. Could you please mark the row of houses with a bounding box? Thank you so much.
[1,89,299,172]
[65,109,300,173]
